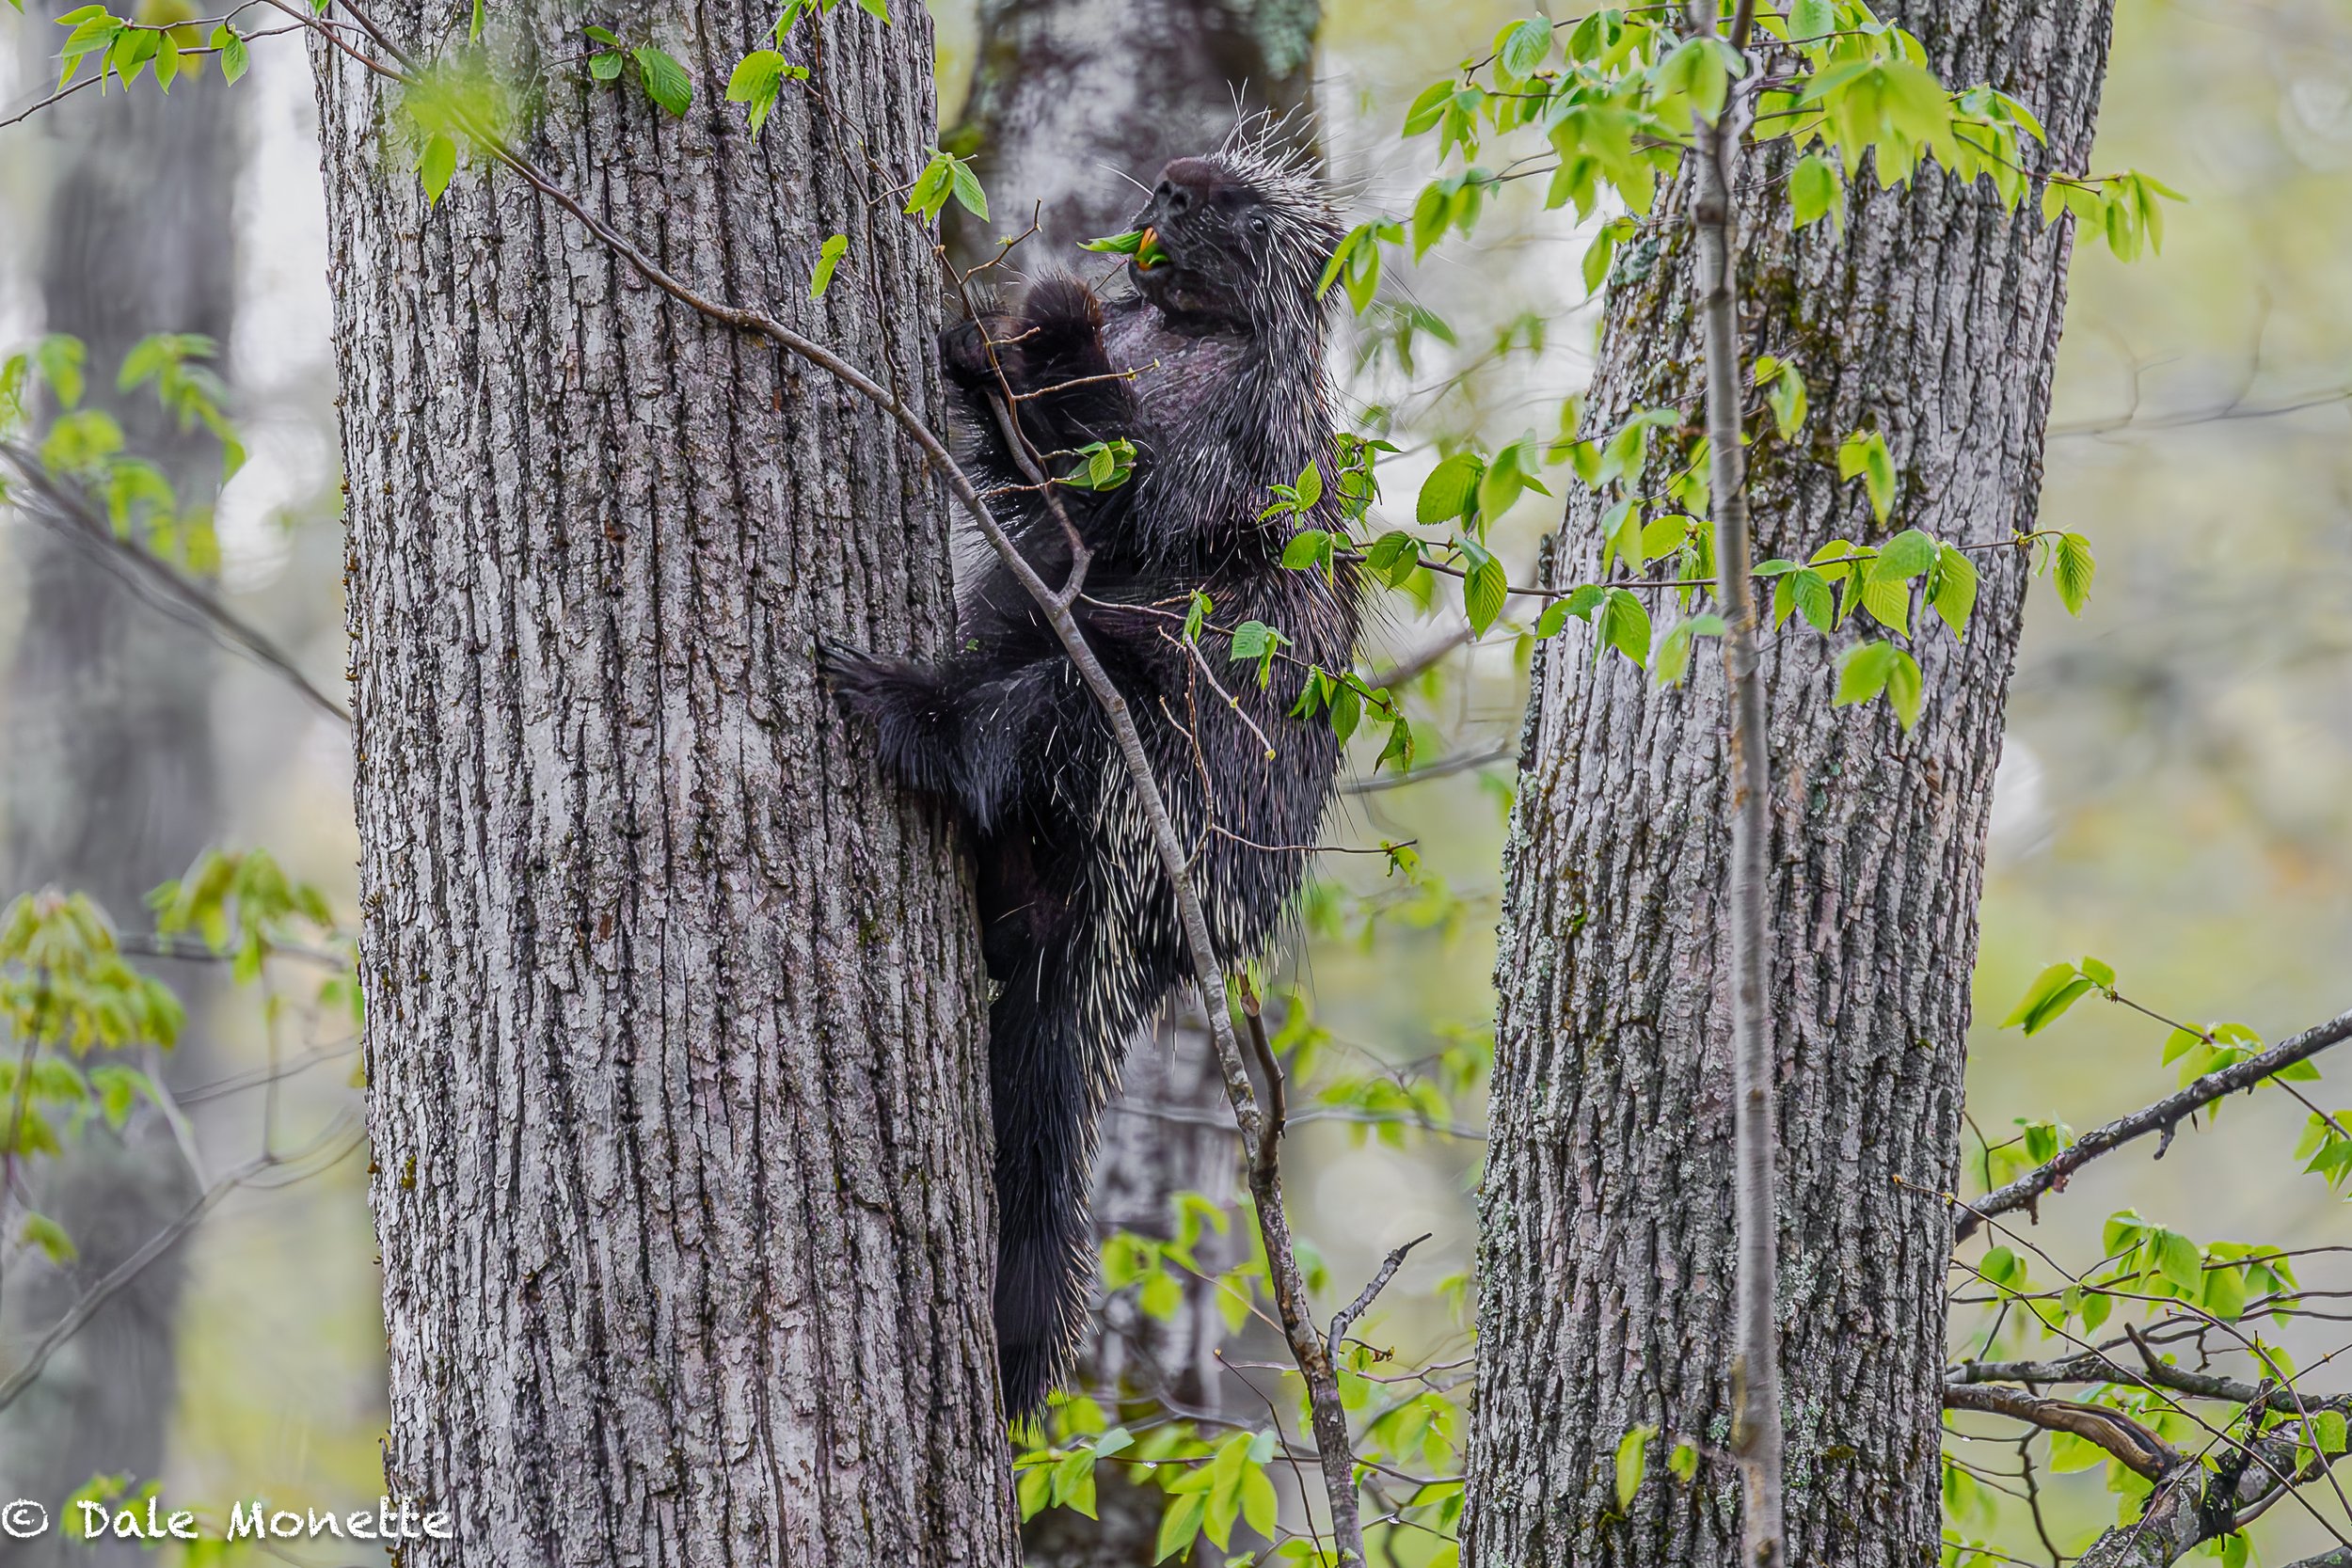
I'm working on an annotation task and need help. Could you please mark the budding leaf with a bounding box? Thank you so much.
[2054,531,2095,614]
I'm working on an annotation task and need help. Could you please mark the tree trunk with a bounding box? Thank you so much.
[1466,7,2116,1565]
[946,0,1316,259]
[0,50,238,1560]
[310,5,1018,1561]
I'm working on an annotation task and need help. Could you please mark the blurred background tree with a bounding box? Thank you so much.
[0,16,238,1562]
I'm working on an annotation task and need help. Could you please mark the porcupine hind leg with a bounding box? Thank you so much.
[818,648,1086,836]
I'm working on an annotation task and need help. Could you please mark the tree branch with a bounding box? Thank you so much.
[0,443,351,724]
[1686,5,1783,1560]
[1955,1005,2352,1242]
[1327,1233,1431,1362]
[1942,1384,2182,1481]
[0,1110,362,1413]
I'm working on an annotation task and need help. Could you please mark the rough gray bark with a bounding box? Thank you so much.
[310,3,1017,1561]
[1465,6,2117,1565]
[946,0,1317,259]
[0,50,238,1560]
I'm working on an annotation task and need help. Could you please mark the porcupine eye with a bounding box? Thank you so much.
[1247,212,1270,239]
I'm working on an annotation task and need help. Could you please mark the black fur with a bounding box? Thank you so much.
[824,135,1354,1418]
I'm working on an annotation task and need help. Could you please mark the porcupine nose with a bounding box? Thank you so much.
[1153,157,1222,220]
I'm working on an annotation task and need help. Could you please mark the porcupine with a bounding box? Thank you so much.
[822,132,1355,1418]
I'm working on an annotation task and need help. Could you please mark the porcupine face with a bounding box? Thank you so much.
[1126,142,1343,339]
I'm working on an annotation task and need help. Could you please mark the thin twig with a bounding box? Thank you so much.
[1327,1234,1432,1363]
[1341,744,1511,795]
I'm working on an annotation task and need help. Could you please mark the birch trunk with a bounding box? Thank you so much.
[310,3,1017,1560]
[1466,6,2116,1563]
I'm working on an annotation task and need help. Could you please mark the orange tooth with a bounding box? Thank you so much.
[1136,226,1161,269]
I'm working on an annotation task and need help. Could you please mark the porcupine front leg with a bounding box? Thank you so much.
[942,277,1141,482]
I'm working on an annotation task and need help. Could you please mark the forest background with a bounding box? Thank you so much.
[0,0,2347,1560]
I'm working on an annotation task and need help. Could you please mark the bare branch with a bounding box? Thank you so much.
[1328,1233,1433,1363]
[1686,3,1783,1558]
[0,444,351,724]
[0,1111,363,1413]
[1942,1384,2182,1481]
[1955,1005,2352,1242]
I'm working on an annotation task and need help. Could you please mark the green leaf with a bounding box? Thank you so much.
[1837,430,1896,524]
[1929,546,1977,639]
[1652,612,1723,688]
[2054,531,2095,615]
[1364,531,1422,588]
[589,50,624,80]
[1597,588,1649,669]
[1884,646,1923,731]
[1787,0,1835,40]
[1281,529,1336,572]
[727,49,802,135]
[948,156,990,219]
[1790,152,1842,230]
[854,0,888,19]
[634,44,692,116]
[1834,639,1896,707]
[1653,36,1729,126]
[1765,360,1808,438]
[1292,460,1323,510]
[1868,528,1937,582]
[1402,79,1453,137]
[19,1212,75,1265]
[1497,17,1551,80]
[809,232,848,298]
[1418,451,1484,526]
[1581,214,1633,295]
[2202,1263,2247,1322]
[469,0,484,42]
[419,132,459,204]
[1667,1441,1698,1484]
[2151,1228,2203,1294]
[1613,1425,1653,1510]
[1461,542,1509,638]
[1153,1491,1207,1563]
[1239,1465,1278,1539]
[211,23,248,82]
[2003,962,2095,1035]
[36,335,86,410]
